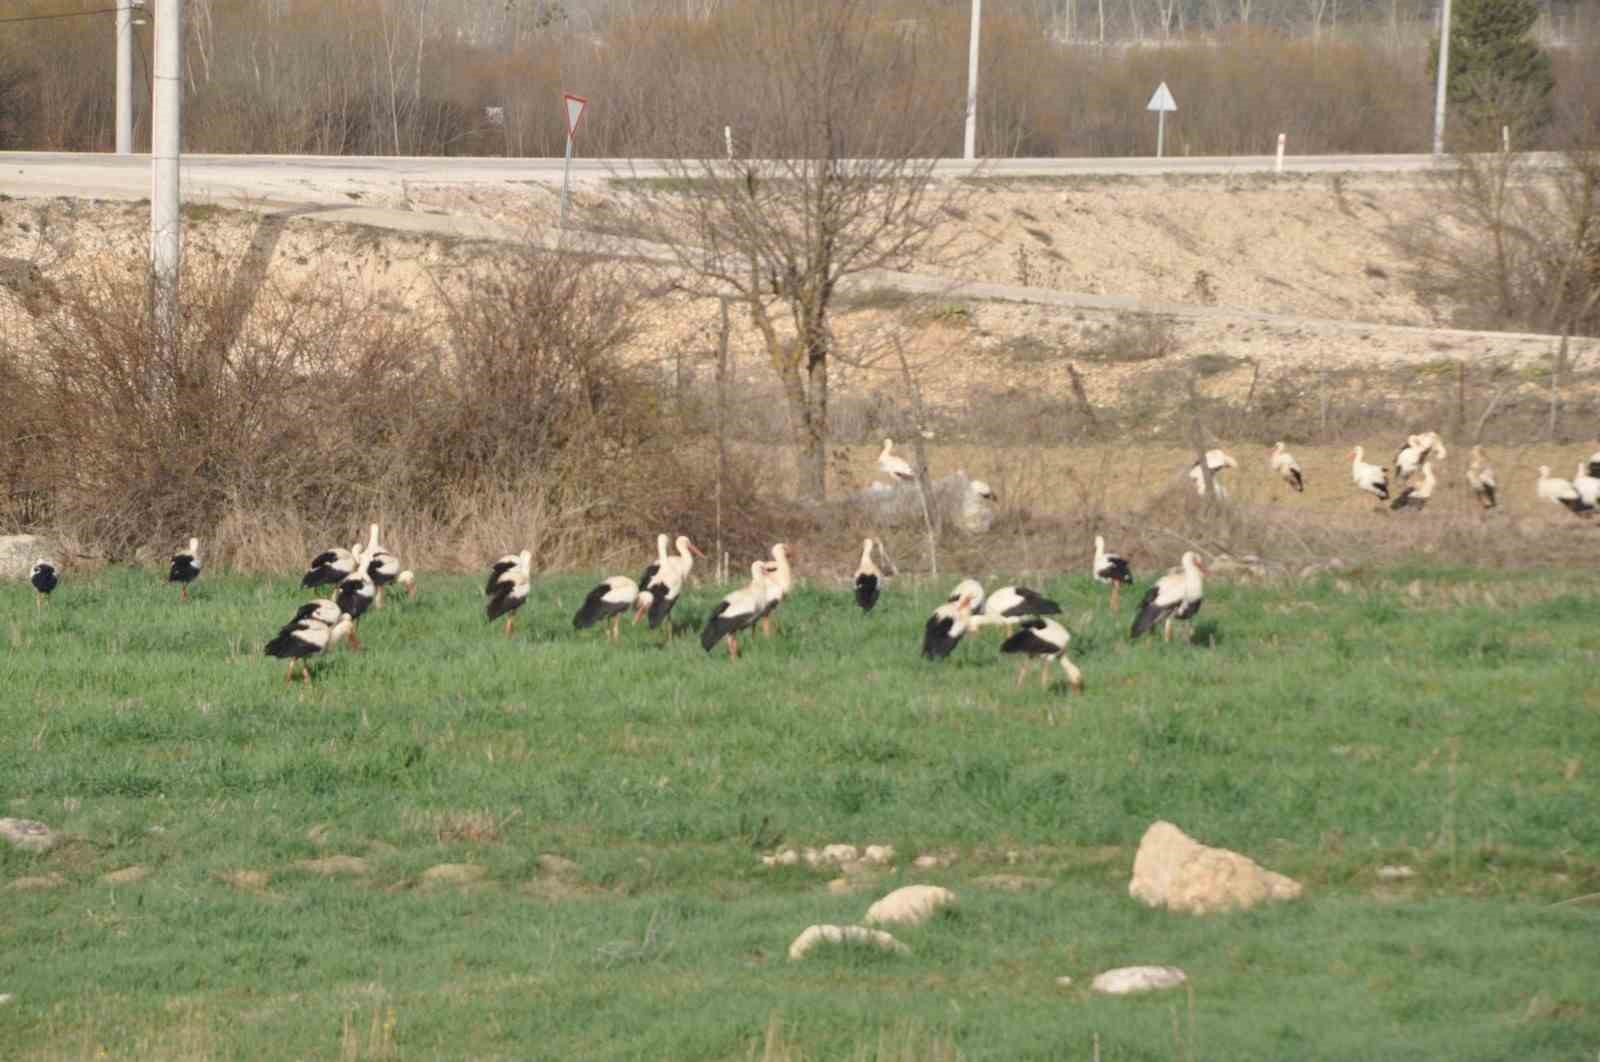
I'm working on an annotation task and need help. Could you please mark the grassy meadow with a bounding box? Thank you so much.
[2,564,1599,1060]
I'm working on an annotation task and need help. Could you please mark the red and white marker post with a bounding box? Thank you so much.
[559,92,588,233]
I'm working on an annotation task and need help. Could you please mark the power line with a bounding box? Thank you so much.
[0,6,119,26]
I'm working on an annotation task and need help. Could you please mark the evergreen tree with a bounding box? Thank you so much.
[1432,0,1555,137]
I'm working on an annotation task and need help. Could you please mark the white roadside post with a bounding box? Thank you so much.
[1432,0,1452,156]
[1275,132,1286,175]
[1147,82,1177,159]
[558,92,588,235]
[115,1,138,154]
[724,125,733,160]
[963,0,981,161]
[151,0,182,345]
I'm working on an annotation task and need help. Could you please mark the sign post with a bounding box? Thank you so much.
[1146,82,1177,159]
[559,93,588,234]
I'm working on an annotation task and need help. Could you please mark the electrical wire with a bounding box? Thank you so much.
[0,7,120,27]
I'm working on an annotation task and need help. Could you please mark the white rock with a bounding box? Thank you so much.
[862,844,896,865]
[0,818,57,853]
[1092,966,1187,995]
[1377,865,1416,881]
[787,924,909,961]
[0,536,51,581]
[864,884,957,927]
[1128,820,1302,916]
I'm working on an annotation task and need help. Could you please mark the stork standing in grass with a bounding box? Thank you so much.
[701,561,771,659]
[573,575,640,642]
[29,561,57,609]
[264,612,354,684]
[643,535,707,636]
[922,591,987,660]
[1093,535,1133,610]
[169,537,201,601]
[1188,449,1238,498]
[334,553,376,649]
[1395,432,1446,483]
[632,533,672,622]
[757,543,794,637]
[1390,460,1436,511]
[1467,447,1497,510]
[1130,551,1206,643]
[1001,617,1083,692]
[1573,462,1600,510]
[1269,442,1304,493]
[301,541,361,589]
[980,584,1061,628]
[360,524,403,608]
[485,550,531,635]
[1537,466,1592,515]
[878,438,916,483]
[853,538,885,613]
[945,578,985,612]
[1349,446,1390,502]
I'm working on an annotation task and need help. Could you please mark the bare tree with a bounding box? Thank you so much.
[606,0,972,500]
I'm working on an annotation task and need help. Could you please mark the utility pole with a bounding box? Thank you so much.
[115,1,135,154]
[963,0,980,161]
[1432,0,1452,156]
[151,0,182,340]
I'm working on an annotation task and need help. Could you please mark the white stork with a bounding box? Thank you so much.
[981,584,1061,626]
[1395,431,1447,482]
[853,538,884,613]
[485,549,532,635]
[1093,535,1133,610]
[291,598,342,627]
[922,591,982,660]
[1188,449,1238,498]
[1130,551,1205,643]
[1587,448,1600,481]
[1349,446,1390,501]
[1269,442,1305,493]
[757,543,794,637]
[1390,460,1436,511]
[264,612,354,684]
[1537,466,1592,515]
[878,438,916,483]
[642,535,707,634]
[701,561,771,659]
[1467,446,1497,510]
[360,524,403,608]
[1001,617,1083,692]
[301,542,360,589]
[573,575,640,642]
[1573,462,1600,510]
[632,533,672,621]
[334,550,376,649]
[169,537,202,601]
[30,560,58,609]
[945,578,986,612]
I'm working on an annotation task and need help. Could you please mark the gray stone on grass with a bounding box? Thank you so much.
[1129,820,1301,916]
[787,924,909,961]
[863,884,956,927]
[0,818,57,853]
[1091,965,1187,995]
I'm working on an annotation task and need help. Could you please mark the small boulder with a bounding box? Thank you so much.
[0,818,57,853]
[787,924,909,961]
[1129,821,1301,915]
[1091,965,1187,995]
[864,884,956,927]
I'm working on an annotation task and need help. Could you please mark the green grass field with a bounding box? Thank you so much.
[2,565,1598,1060]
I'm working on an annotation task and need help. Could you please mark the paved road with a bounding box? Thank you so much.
[0,150,1507,207]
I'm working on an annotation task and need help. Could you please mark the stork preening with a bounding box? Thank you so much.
[757,543,794,637]
[1093,535,1133,610]
[29,560,57,609]
[1269,442,1304,493]
[632,533,672,622]
[1537,466,1592,515]
[1467,447,1497,510]
[922,591,982,661]
[264,612,354,684]
[1572,462,1600,510]
[643,535,706,635]
[946,578,986,612]
[334,557,376,649]
[169,537,201,601]
[359,524,404,608]
[1349,446,1390,502]
[980,585,1061,627]
[1390,460,1436,511]
[853,538,884,613]
[485,550,532,635]
[878,438,916,483]
[1188,449,1238,498]
[1131,551,1206,643]
[1000,617,1083,692]
[701,561,771,659]
[1394,432,1446,482]
[573,575,640,642]
[301,542,360,589]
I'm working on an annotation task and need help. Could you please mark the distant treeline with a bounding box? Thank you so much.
[0,0,1595,158]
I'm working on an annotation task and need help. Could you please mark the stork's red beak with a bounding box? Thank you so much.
[689,542,707,558]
